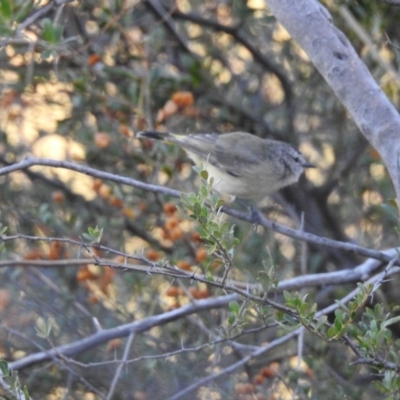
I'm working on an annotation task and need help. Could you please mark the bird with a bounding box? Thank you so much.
[137,130,314,201]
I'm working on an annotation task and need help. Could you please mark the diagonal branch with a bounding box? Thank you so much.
[1,248,399,292]
[1,157,399,266]
[169,9,294,113]
[265,0,400,206]
[7,294,238,370]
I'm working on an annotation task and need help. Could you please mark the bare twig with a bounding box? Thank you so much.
[0,375,33,400]
[145,0,192,54]
[338,5,400,83]
[167,328,301,400]
[50,324,274,369]
[8,294,238,370]
[170,9,294,115]
[4,327,106,398]
[16,0,74,35]
[0,157,398,267]
[1,249,399,293]
[106,333,135,400]
[228,208,400,267]
[377,0,400,5]
[0,156,181,197]
[6,255,399,392]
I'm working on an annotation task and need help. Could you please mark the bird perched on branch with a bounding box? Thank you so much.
[137,130,314,201]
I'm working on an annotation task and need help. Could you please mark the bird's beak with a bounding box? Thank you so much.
[303,162,315,168]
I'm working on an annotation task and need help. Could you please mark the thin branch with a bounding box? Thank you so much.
[229,208,400,267]
[7,294,238,370]
[0,154,172,253]
[7,255,400,390]
[54,324,274,369]
[338,5,400,83]
[28,267,92,318]
[0,375,33,400]
[0,156,181,198]
[167,328,301,400]
[106,333,135,400]
[377,0,400,5]
[0,157,398,267]
[145,0,192,54]
[3,327,107,398]
[1,249,399,293]
[170,9,294,115]
[16,0,74,35]
[315,258,399,318]
[350,357,400,371]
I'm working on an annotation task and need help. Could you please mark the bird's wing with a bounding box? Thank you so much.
[173,133,219,159]
[212,134,269,177]
[172,132,271,178]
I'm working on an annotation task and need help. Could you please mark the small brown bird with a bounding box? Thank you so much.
[137,131,314,201]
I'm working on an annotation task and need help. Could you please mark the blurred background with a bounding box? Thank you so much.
[0,0,400,398]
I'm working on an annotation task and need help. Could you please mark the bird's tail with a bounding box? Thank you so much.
[136,131,172,141]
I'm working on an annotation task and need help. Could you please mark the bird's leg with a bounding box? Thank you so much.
[236,199,262,226]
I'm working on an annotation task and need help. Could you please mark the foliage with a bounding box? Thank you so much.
[0,0,400,399]
[0,360,30,400]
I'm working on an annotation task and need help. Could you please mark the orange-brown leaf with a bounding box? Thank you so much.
[171,91,194,107]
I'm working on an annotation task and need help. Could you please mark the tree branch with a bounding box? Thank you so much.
[170,9,294,116]
[377,0,400,5]
[265,0,400,205]
[1,157,399,267]
[7,294,238,370]
[1,246,399,294]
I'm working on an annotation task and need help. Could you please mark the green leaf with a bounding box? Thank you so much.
[0,360,9,375]
[0,224,7,235]
[0,0,12,19]
[387,198,399,212]
[327,325,338,339]
[334,318,343,332]
[381,315,400,329]
[199,185,209,197]
[200,169,209,180]
[83,225,103,243]
[389,349,400,364]
[161,164,173,177]
[193,202,202,216]
[207,242,218,254]
[23,385,30,400]
[283,290,293,304]
[215,199,225,209]
[42,18,63,43]
[229,301,240,315]
[14,0,34,23]
[198,215,208,224]
[334,309,345,321]
[205,271,214,281]
[195,225,208,239]
[257,271,271,291]
[227,312,236,325]
[220,222,231,236]
[41,49,54,60]
[392,305,400,313]
[314,315,327,331]
[35,316,48,338]
[192,165,201,174]
[299,303,310,316]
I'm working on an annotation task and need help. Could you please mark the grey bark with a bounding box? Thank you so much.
[265,0,400,206]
